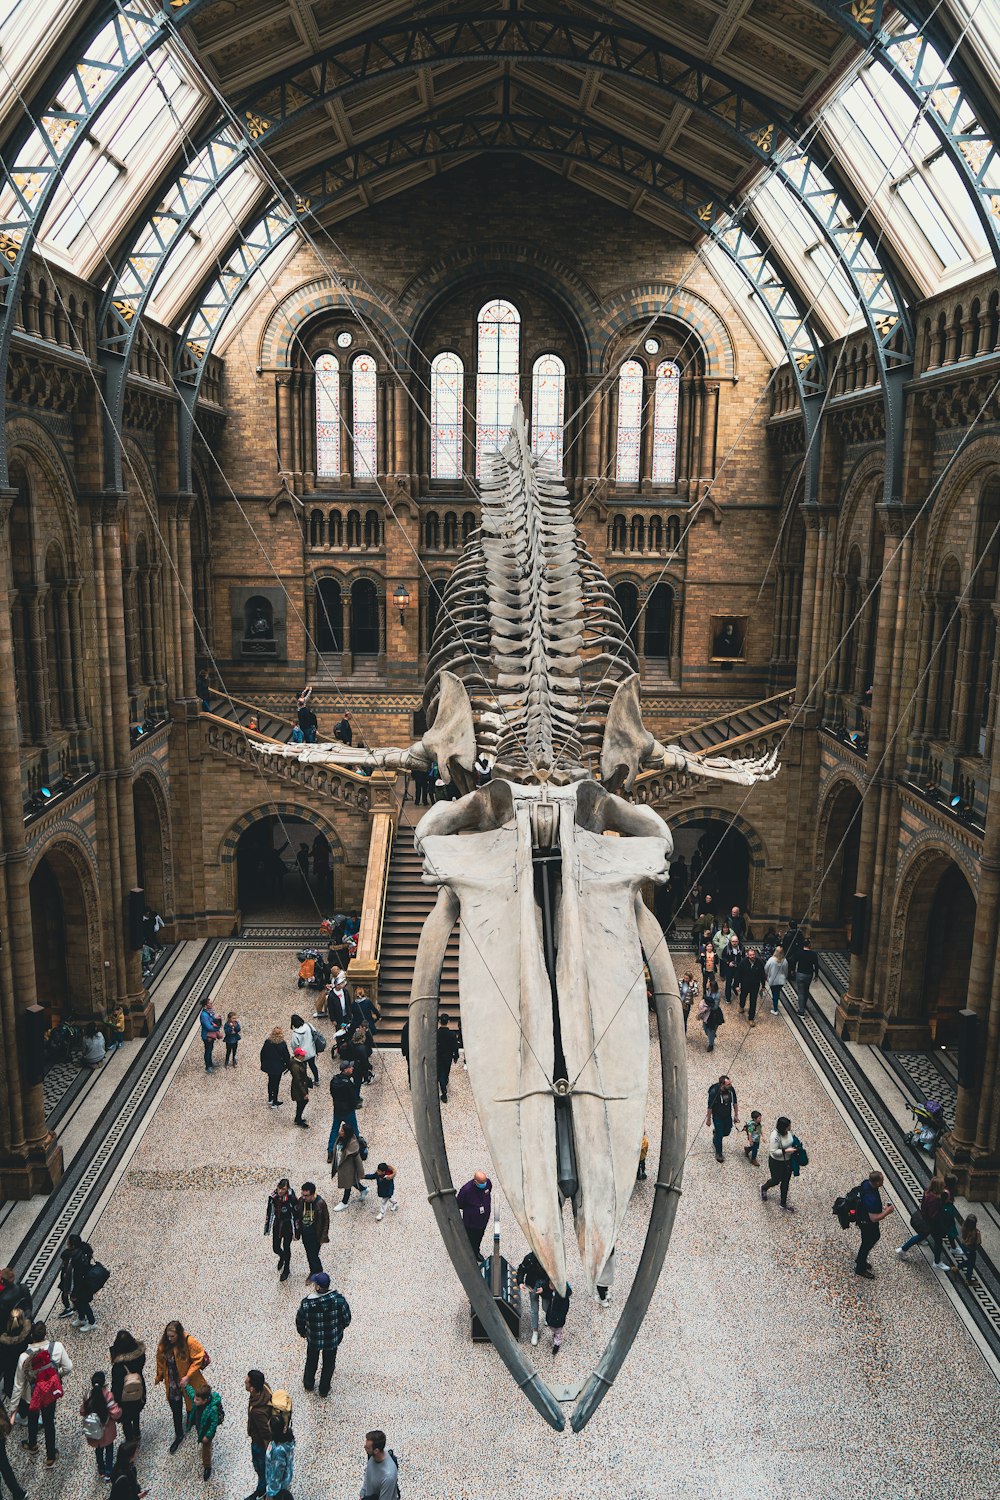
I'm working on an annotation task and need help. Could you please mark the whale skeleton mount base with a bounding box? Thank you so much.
[260,403,778,1428]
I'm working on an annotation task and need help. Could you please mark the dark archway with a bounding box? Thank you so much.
[29,846,96,1021]
[316,579,343,654]
[133,776,167,916]
[817,782,862,935]
[351,578,379,655]
[644,581,673,659]
[672,816,751,916]
[896,855,976,1046]
[614,581,638,644]
[236,813,334,920]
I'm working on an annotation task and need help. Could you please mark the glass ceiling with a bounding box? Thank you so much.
[0,0,995,366]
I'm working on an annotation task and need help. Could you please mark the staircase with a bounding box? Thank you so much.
[673,690,793,757]
[377,819,459,1042]
[206,691,297,742]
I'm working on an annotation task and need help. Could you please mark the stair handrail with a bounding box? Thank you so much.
[687,716,792,759]
[349,811,394,1003]
[200,712,380,785]
[206,690,297,733]
[672,689,794,742]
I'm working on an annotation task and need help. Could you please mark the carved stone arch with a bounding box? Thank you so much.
[885,838,978,1036]
[599,284,737,381]
[26,826,106,1015]
[924,433,1000,589]
[132,764,176,918]
[258,276,404,368]
[665,805,768,911]
[218,800,346,914]
[811,772,865,930]
[837,449,883,572]
[6,414,80,572]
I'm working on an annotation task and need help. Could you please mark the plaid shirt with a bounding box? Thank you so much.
[295,1290,351,1348]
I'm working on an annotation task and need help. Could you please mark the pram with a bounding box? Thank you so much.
[904,1099,946,1153]
[296,949,330,989]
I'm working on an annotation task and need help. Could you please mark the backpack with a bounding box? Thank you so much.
[832,1183,866,1230]
[121,1370,144,1405]
[311,1026,327,1055]
[357,1134,369,1162]
[270,1388,293,1430]
[389,1448,402,1497]
[82,1408,106,1441]
[87,1261,111,1296]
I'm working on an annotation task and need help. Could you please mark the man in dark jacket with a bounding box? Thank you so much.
[0,1271,31,1333]
[327,1064,359,1159]
[705,1077,739,1163]
[244,1368,272,1500]
[729,904,746,940]
[294,1273,351,1396]
[436,1014,460,1103]
[736,947,766,1024]
[295,1183,330,1276]
[854,1171,895,1279]
[456,1172,493,1258]
[793,939,820,1017]
[780,919,803,968]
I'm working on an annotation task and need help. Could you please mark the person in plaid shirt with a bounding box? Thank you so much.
[294,1274,351,1396]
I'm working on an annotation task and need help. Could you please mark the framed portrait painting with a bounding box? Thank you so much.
[710,615,748,662]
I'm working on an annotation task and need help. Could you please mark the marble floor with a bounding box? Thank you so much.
[7,947,999,1500]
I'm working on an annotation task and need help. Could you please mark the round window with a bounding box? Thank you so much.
[643,337,660,354]
[336,331,353,348]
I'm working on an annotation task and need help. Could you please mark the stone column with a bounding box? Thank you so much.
[67,581,91,768]
[276,374,293,476]
[175,493,197,699]
[0,489,62,1196]
[949,604,977,751]
[583,377,602,481]
[393,380,410,478]
[909,594,936,741]
[163,501,182,701]
[25,586,51,742]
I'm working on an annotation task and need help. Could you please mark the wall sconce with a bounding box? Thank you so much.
[393,583,411,625]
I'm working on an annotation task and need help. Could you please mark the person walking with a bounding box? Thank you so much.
[260,1028,291,1108]
[764,946,788,1014]
[792,938,819,1017]
[108,1438,143,1500]
[265,1180,299,1282]
[542,1279,572,1358]
[80,1369,121,1481]
[199,1001,221,1073]
[516,1251,548,1348]
[0,1394,27,1500]
[720,933,744,1004]
[360,1429,399,1500]
[456,1172,493,1258]
[896,1175,948,1267]
[62,1234,98,1331]
[294,1273,351,1397]
[295,1184,330,1275]
[698,980,725,1051]
[737,947,765,1025]
[186,1381,224,1482]
[363,1163,398,1223]
[0,1297,31,1405]
[760,1116,797,1210]
[154,1322,206,1454]
[244,1370,272,1500]
[436,1014,460,1103]
[108,1331,146,1442]
[327,1064,359,1160]
[706,1076,739,1162]
[678,972,698,1033]
[952,1215,982,1286]
[265,1414,295,1498]
[780,919,803,968]
[853,1171,895,1278]
[742,1110,763,1165]
[289,1015,319,1086]
[332,1124,369,1211]
[12,1322,72,1468]
[289,1050,313,1129]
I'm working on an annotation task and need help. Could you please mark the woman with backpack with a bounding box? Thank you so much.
[80,1369,121,1480]
[12,1321,73,1467]
[109,1331,146,1441]
[260,1027,291,1108]
[290,1014,320,1086]
[896,1174,948,1267]
[154,1322,206,1454]
[61,1234,98,1331]
[698,982,725,1052]
[332,1123,369,1210]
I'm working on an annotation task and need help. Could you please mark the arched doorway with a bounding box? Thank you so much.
[315,579,343,654]
[614,582,638,645]
[671,816,752,918]
[816,782,862,936]
[235,813,335,920]
[133,776,168,916]
[29,845,99,1021]
[350,579,379,656]
[895,855,975,1046]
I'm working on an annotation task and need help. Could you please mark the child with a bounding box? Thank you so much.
[108,1005,125,1053]
[223,1012,241,1068]
[542,1279,572,1358]
[678,972,698,1033]
[952,1215,981,1285]
[186,1381,224,1482]
[363,1162,398,1222]
[743,1110,763,1164]
[80,1369,121,1480]
[636,1134,649,1182]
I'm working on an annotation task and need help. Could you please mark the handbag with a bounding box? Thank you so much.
[310,1026,327,1054]
[909,1209,929,1235]
[206,1028,223,1041]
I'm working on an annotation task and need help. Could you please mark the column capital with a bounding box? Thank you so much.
[0,486,16,532]
[875,501,915,537]
[80,488,128,524]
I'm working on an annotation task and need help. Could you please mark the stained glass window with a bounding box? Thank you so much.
[352,353,377,481]
[651,360,680,484]
[316,352,341,479]
[430,351,464,480]
[531,353,565,469]
[615,359,644,485]
[476,299,520,478]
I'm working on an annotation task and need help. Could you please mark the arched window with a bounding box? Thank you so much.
[352,353,377,481]
[431,351,464,480]
[364,509,381,548]
[629,514,644,552]
[531,353,565,469]
[424,511,440,549]
[615,359,643,484]
[346,509,361,547]
[651,361,680,484]
[315,579,342,654]
[476,299,520,478]
[443,512,458,550]
[614,581,639,643]
[316,352,341,478]
[611,515,627,551]
[351,578,379,655]
[462,510,476,543]
[645,583,673,659]
[648,516,663,551]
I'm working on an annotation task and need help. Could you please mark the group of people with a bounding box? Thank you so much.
[686,910,821,1047]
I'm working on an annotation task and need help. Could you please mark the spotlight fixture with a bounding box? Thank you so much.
[39,786,51,800]
[950,794,963,809]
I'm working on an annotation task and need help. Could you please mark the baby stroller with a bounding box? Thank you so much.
[296,950,330,989]
[904,1099,946,1153]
